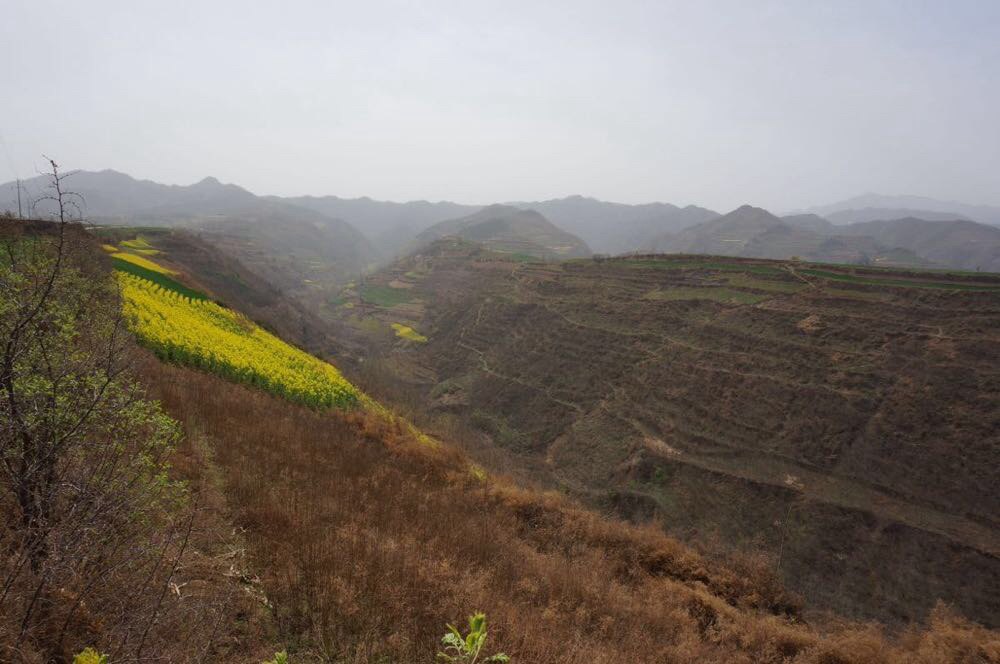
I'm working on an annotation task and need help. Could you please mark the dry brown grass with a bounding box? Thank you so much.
[141,357,1000,663]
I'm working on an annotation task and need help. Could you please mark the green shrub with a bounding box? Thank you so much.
[437,613,510,663]
[263,651,288,664]
[74,649,109,664]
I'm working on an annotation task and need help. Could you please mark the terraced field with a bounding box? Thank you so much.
[104,236,359,408]
[342,241,1000,627]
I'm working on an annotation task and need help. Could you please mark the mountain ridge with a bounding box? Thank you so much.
[413,204,591,258]
[646,204,1000,270]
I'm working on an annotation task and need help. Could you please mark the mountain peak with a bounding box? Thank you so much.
[734,204,768,214]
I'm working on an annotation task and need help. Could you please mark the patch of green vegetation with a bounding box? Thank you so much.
[644,286,769,304]
[621,258,785,276]
[817,287,890,301]
[494,251,538,263]
[431,378,463,399]
[73,647,109,664]
[350,315,385,335]
[111,256,209,301]
[800,268,1000,291]
[361,284,414,307]
[720,273,805,293]
[392,322,428,342]
[119,236,160,255]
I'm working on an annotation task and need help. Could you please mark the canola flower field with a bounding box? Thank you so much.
[391,322,428,342]
[118,272,358,408]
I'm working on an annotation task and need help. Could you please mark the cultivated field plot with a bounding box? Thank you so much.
[105,238,359,409]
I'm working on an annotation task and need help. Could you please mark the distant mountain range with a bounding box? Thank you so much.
[1,170,710,258]
[797,193,1000,227]
[277,194,478,258]
[4,170,1000,272]
[834,217,1000,273]
[646,205,922,267]
[506,195,719,255]
[413,204,591,259]
[647,205,1000,272]
[0,169,373,282]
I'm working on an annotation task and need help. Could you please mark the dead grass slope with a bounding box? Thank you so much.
[141,358,999,663]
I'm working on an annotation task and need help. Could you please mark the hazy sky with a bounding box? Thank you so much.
[3,0,999,211]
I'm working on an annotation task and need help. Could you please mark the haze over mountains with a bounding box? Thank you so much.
[797,193,1000,227]
[4,169,1000,272]
[506,196,720,255]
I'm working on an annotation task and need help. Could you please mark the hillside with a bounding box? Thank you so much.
[780,211,1000,272]
[835,217,1000,273]
[414,204,591,258]
[282,194,720,257]
[280,194,479,258]
[332,241,1000,628]
[508,196,720,254]
[826,208,974,225]
[647,205,937,267]
[782,214,837,234]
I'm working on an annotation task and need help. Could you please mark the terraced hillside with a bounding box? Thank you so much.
[338,239,1000,627]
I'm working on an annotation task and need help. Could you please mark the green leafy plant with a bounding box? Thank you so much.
[74,649,109,664]
[437,613,510,663]
[263,651,289,664]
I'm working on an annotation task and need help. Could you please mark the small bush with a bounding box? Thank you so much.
[437,613,510,663]
[74,648,109,664]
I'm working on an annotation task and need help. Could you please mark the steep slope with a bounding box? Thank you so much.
[334,244,1000,627]
[415,204,591,258]
[801,193,1000,226]
[836,217,1000,273]
[509,195,719,254]
[95,227,366,364]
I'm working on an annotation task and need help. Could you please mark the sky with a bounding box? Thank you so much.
[2,0,999,212]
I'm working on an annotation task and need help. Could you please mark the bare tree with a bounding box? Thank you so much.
[0,160,191,661]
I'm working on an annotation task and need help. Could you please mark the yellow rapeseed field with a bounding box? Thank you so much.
[391,322,428,342]
[113,251,177,275]
[118,272,358,408]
